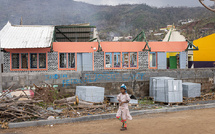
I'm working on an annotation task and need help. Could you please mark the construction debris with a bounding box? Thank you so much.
[1,83,214,129]
[33,83,62,103]
[0,94,59,129]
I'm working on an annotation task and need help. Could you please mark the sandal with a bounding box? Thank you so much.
[120,127,127,131]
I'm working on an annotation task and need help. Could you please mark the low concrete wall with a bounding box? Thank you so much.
[2,103,215,129]
[2,68,215,97]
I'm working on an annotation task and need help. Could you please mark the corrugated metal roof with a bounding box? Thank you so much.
[163,30,186,42]
[0,22,54,49]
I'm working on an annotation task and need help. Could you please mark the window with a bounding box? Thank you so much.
[105,53,112,68]
[150,52,156,67]
[68,53,75,68]
[60,53,67,68]
[30,53,37,68]
[114,53,120,67]
[21,53,28,69]
[11,53,47,70]
[122,52,129,68]
[12,53,19,69]
[130,52,137,67]
[59,53,75,69]
[105,52,138,69]
[39,53,46,68]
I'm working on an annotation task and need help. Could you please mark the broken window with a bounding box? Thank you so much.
[30,53,37,68]
[114,52,121,68]
[68,53,75,68]
[122,52,129,68]
[105,53,112,68]
[21,53,28,69]
[39,53,46,68]
[150,52,156,67]
[12,53,19,69]
[60,53,67,68]
[130,52,137,67]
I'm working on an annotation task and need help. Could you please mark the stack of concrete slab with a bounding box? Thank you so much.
[150,77,183,103]
[76,86,104,103]
[149,77,175,98]
[182,82,201,98]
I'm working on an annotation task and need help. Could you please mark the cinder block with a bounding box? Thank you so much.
[76,86,104,103]
[182,82,201,98]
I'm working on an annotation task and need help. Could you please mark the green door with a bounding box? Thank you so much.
[169,56,177,69]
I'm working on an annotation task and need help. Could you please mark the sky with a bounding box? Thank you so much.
[74,0,214,7]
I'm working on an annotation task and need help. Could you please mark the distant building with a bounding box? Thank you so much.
[160,25,175,32]
[179,19,194,25]
[154,33,163,36]
[113,37,123,41]
[112,36,132,41]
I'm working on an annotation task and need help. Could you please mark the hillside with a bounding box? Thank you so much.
[0,0,214,40]
[180,16,215,40]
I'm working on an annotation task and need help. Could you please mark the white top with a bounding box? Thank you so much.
[117,93,131,109]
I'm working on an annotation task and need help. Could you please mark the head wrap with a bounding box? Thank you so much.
[120,84,127,90]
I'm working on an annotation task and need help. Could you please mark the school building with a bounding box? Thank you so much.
[0,22,190,73]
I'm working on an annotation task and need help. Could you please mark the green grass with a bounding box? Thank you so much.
[138,99,154,105]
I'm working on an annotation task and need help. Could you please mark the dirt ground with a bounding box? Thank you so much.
[1,108,215,134]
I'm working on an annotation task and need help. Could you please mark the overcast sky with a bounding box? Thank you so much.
[74,0,213,7]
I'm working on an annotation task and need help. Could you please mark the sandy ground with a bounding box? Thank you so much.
[1,108,215,134]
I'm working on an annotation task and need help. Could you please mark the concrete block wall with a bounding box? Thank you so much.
[3,52,58,73]
[138,51,148,69]
[3,52,10,73]
[2,68,214,97]
[3,51,148,73]
[94,52,104,71]
[48,52,58,71]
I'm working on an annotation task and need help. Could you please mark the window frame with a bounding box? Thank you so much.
[30,53,38,69]
[39,53,47,69]
[11,53,20,69]
[149,52,157,69]
[104,52,138,70]
[21,53,28,69]
[58,52,76,70]
[10,52,47,71]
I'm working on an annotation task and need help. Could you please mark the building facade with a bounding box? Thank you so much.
[193,34,215,68]
[0,23,189,73]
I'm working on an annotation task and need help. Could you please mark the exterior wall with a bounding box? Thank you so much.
[3,52,10,73]
[193,34,215,68]
[94,52,104,71]
[149,41,187,52]
[3,41,188,72]
[3,52,58,73]
[193,34,215,61]
[48,52,58,72]
[2,69,214,97]
[138,51,148,69]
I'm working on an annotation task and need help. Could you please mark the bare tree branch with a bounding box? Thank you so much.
[199,0,215,12]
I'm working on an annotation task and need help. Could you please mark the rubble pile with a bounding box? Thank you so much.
[0,91,58,129]
[0,84,117,129]
[33,84,62,103]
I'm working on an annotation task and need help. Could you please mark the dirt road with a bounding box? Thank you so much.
[1,108,215,134]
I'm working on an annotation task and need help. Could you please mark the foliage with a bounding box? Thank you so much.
[0,0,213,40]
